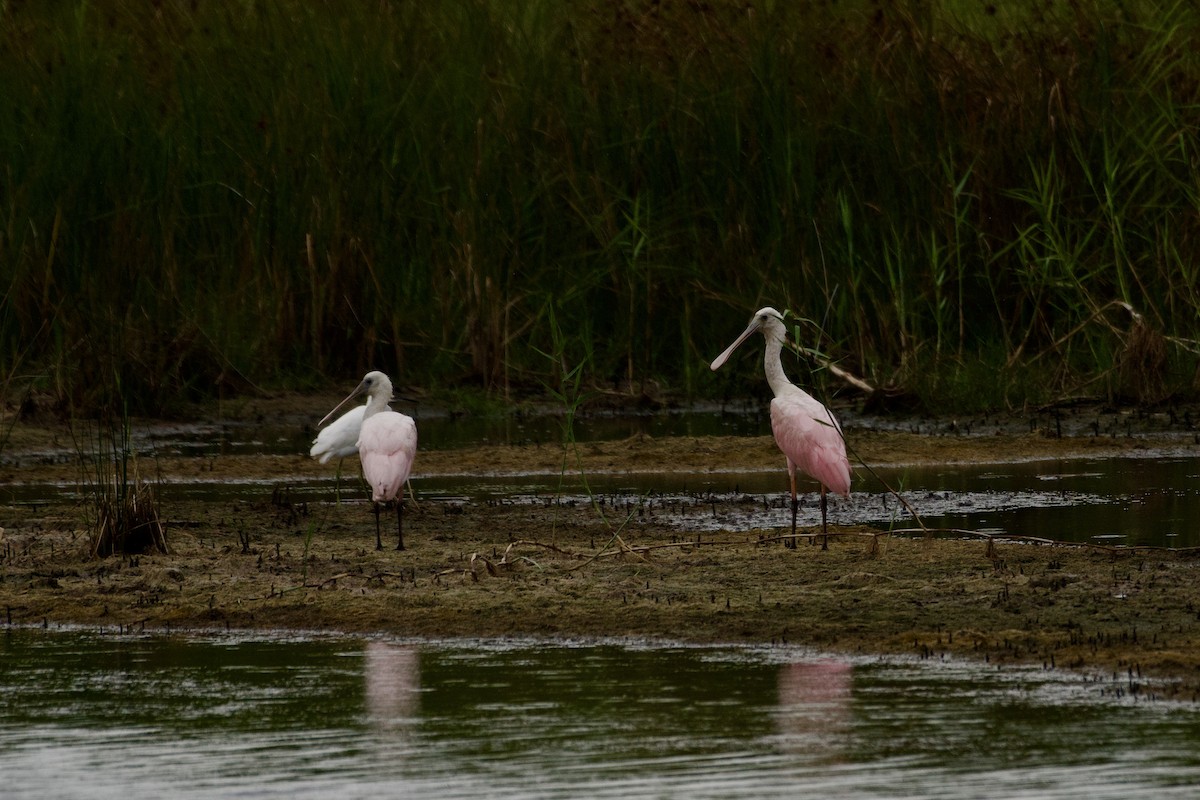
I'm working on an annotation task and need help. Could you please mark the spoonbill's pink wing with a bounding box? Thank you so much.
[770,394,850,498]
[358,411,418,503]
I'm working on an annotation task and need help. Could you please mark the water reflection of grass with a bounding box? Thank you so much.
[1,2,1198,416]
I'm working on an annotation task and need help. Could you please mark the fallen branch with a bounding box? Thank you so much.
[503,539,585,560]
[470,552,499,577]
[434,567,479,582]
[566,514,647,571]
[797,345,876,394]
[312,571,351,589]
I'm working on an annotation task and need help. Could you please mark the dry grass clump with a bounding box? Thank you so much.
[77,422,168,558]
[90,468,166,559]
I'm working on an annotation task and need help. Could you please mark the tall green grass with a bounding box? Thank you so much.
[1,0,1198,415]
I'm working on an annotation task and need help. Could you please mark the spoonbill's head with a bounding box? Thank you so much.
[354,370,395,402]
[319,370,395,427]
[710,307,786,371]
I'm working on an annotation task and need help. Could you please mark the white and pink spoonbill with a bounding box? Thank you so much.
[319,371,417,550]
[710,307,850,548]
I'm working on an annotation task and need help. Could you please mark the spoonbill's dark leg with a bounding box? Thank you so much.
[374,502,384,550]
[820,487,829,550]
[395,501,405,551]
[788,468,798,549]
[789,499,799,548]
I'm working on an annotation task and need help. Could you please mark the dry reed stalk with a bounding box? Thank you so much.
[90,465,167,559]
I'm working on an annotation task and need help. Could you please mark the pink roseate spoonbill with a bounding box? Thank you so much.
[310,403,369,502]
[319,371,417,551]
[710,307,851,549]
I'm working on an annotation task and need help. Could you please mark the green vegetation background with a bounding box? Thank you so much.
[2,0,1198,416]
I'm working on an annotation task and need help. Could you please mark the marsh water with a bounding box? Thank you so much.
[5,407,1198,548]
[2,630,1200,800]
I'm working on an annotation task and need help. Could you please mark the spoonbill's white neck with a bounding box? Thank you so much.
[761,320,794,398]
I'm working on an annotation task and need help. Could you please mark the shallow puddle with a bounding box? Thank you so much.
[400,454,1199,548]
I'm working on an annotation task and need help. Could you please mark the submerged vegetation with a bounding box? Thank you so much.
[1,0,1199,415]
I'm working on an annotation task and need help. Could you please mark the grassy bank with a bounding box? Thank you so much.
[2,0,1198,415]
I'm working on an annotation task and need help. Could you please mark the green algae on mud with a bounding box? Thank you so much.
[3,415,1200,700]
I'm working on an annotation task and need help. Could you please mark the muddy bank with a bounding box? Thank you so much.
[3,405,1200,700]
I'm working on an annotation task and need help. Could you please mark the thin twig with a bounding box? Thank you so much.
[885,526,1200,556]
[503,539,585,560]
[311,572,351,589]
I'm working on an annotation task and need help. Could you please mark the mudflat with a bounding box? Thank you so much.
[3,400,1199,700]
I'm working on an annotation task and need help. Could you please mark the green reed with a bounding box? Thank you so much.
[1,0,1198,416]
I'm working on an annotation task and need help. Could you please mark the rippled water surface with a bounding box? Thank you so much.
[2,631,1200,799]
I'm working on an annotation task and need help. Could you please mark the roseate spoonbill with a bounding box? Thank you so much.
[319,371,417,550]
[710,307,850,548]
[310,403,368,501]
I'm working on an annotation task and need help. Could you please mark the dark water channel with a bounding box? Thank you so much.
[2,630,1199,800]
